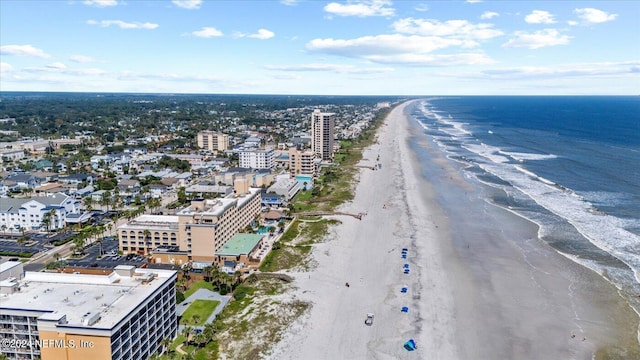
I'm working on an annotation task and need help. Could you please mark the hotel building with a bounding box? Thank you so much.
[288,148,316,177]
[238,148,275,170]
[311,109,336,160]
[0,266,177,360]
[196,131,229,152]
[117,188,261,264]
[0,193,80,233]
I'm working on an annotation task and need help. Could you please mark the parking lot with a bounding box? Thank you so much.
[65,239,149,269]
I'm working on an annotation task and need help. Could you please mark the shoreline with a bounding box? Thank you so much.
[268,100,640,359]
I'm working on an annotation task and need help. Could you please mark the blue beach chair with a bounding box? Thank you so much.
[403,263,410,268]
[403,339,417,351]
[401,253,407,259]
[401,306,409,313]
[401,287,408,293]
[404,268,410,274]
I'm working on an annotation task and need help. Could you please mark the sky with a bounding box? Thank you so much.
[1,0,638,95]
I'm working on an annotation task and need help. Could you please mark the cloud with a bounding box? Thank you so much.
[414,3,429,12]
[503,29,570,49]
[83,0,118,7]
[392,18,503,40]
[248,29,275,39]
[306,34,495,66]
[172,0,203,10]
[365,53,494,66]
[466,0,482,3]
[0,62,13,73]
[47,62,67,70]
[0,44,51,58]
[191,27,224,38]
[280,0,301,5]
[69,55,95,63]
[87,20,159,29]
[525,10,556,24]
[477,61,640,79]
[481,11,499,20]
[574,8,617,24]
[324,0,394,17]
[264,63,394,74]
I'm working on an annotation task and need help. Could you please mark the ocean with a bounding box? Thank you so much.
[410,96,640,311]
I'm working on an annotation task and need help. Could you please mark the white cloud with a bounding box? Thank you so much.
[83,0,118,7]
[477,61,640,79]
[69,55,95,63]
[248,29,275,40]
[280,0,301,5]
[172,0,203,10]
[0,62,13,73]
[466,0,482,3]
[191,27,223,38]
[567,20,579,26]
[87,20,159,29]
[503,29,570,49]
[481,11,499,20]
[365,53,494,66]
[525,10,556,24]
[414,3,429,12]
[264,63,394,74]
[47,62,67,70]
[574,8,617,24]
[306,34,495,66]
[324,0,394,17]
[0,44,51,58]
[393,18,503,40]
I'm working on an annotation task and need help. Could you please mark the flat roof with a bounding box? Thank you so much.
[0,261,22,273]
[0,268,176,330]
[216,233,263,256]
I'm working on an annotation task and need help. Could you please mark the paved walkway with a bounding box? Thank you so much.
[176,288,231,332]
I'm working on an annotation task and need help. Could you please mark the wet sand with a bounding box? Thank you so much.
[268,101,639,360]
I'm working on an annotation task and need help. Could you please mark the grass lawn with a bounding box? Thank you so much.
[180,299,220,326]
[184,280,215,299]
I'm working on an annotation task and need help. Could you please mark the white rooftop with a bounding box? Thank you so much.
[0,267,176,330]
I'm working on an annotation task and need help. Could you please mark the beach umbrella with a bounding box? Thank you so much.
[403,263,410,268]
[401,306,409,313]
[401,286,408,293]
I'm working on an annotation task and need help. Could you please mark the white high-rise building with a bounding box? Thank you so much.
[311,109,336,160]
[238,148,275,170]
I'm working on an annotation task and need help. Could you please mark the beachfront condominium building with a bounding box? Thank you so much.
[0,266,177,360]
[311,109,336,161]
[238,148,275,170]
[0,193,80,233]
[196,131,229,152]
[117,188,261,264]
[288,148,316,177]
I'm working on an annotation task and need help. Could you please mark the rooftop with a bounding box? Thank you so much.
[215,233,264,256]
[0,267,176,330]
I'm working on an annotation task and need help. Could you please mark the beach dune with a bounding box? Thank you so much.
[268,101,639,360]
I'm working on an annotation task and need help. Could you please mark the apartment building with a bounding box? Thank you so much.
[0,266,177,360]
[311,109,336,160]
[196,131,229,152]
[238,148,274,170]
[0,193,80,233]
[288,148,316,177]
[117,188,261,264]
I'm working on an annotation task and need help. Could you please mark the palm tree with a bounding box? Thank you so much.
[16,236,28,252]
[1,224,6,234]
[42,209,57,235]
[160,338,172,355]
[83,196,93,212]
[143,229,152,254]
[181,326,194,346]
[191,314,201,326]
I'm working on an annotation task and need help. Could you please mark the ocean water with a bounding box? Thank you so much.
[410,96,640,307]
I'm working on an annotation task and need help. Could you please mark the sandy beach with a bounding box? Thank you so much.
[268,101,640,360]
